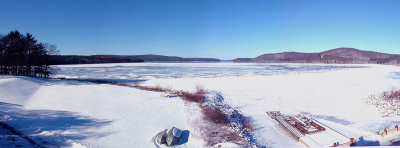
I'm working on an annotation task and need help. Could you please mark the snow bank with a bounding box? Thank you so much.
[0,76,204,147]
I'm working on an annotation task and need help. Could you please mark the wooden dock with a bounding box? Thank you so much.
[267,111,400,147]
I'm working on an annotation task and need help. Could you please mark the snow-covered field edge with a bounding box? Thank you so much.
[76,79,262,147]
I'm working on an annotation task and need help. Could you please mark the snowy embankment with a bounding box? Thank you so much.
[0,76,204,147]
[29,62,400,147]
[139,64,400,147]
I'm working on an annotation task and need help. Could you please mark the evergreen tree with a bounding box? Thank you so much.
[0,30,56,78]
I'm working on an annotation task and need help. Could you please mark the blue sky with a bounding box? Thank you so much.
[1,0,399,59]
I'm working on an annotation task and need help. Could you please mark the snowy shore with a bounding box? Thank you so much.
[0,76,204,147]
[1,63,400,147]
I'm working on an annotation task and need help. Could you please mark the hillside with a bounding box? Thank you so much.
[49,55,220,65]
[234,48,400,65]
[49,55,144,65]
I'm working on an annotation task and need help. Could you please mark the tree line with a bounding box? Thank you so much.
[0,30,57,78]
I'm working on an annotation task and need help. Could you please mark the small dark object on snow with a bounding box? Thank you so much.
[156,127,183,147]
[156,129,168,144]
[166,127,182,147]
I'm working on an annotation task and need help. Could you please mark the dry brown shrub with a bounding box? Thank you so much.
[382,89,400,100]
[242,117,254,131]
[200,123,247,147]
[196,84,206,94]
[132,84,169,92]
[201,106,229,125]
[180,92,204,103]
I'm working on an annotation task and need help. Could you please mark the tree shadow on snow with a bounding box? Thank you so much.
[0,102,112,147]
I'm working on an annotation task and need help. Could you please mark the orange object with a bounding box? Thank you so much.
[350,138,354,144]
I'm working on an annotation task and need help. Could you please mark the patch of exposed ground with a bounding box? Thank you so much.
[366,89,400,117]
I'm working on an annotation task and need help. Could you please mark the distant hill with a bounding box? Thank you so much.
[49,55,144,65]
[234,48,400,65]
[49,54,220,65]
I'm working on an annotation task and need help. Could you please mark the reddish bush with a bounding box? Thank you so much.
[242,117,253,131]
[132,84,169,92]
[222,131,242,143]
[114,83,131,87]
[383,90,400,100]
[180,92,204,103]
[201,123,248,147]
[201,106,229,125]
[196,85,206,94]
[206,129,242,146]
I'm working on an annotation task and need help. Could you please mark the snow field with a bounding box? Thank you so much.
[0,76,204,147]
[2,63,400,147]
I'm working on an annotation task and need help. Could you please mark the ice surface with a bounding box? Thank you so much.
[53,63,366,80]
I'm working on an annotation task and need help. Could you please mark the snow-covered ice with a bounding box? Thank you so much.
[2,62,400,147]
